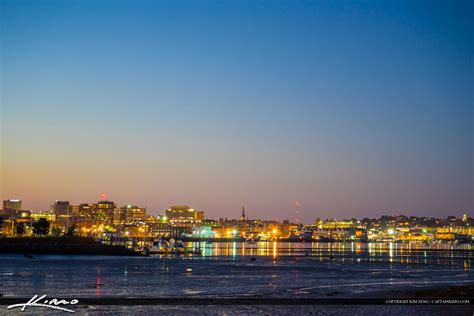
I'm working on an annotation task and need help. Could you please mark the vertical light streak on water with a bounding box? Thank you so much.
[96,266,101,297]
[389,242,393,263]
[204,241,211,257]
[259,242,265,256]
[356,242,362,255]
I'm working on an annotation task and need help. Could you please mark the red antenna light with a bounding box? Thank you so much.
[101,193,106,201]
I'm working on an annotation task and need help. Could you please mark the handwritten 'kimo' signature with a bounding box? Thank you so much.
[7,294,79,313]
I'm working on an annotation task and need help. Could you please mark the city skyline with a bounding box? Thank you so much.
[1,0,473,221]
[1,196,471,223]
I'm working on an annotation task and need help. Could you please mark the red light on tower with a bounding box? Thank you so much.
[101,193,106,201]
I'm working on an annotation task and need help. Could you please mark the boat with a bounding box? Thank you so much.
[317,236,336,242]
[246,236,260,243]
[170,239,187,255]
[191,247,202,255]
[149,238,171,254]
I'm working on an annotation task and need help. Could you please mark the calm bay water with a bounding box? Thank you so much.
[0,242,472,299]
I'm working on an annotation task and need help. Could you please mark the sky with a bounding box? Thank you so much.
[1,0,472,222]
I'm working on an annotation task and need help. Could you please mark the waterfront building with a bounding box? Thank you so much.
[319,220,355,229]
[312,227,356,240]
[148,222,189,238]
[186,225,216,238]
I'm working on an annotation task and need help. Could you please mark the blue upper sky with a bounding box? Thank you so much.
[1,0,472,221]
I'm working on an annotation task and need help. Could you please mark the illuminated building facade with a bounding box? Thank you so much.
[3,199,22,212]
[114,205,147,225]
[51,201,72,228]
[312,227,356,240]
[165,206,204,226]
[93,201,116,223]
[31,211,56,222]
[77,204,93,219]
[51,201,70,217]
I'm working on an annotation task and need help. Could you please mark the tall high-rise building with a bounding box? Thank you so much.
[93,201,116,223]
[3,199,22,212]
[51,201,72,229]
[51,201,71,217]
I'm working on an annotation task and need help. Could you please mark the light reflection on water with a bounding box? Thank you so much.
[184,241,472,260]
[0,242,472,299]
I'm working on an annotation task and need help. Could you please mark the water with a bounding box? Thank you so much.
[1,242,473,314]
[0,242,472,298]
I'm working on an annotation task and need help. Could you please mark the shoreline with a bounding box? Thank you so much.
[357,283,474,300]
[0,237,142,256]
[0,237,471,256]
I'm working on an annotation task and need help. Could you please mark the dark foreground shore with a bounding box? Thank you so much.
[0,237,141,256]
[396,284,474,298]
[357,283,474,300]
[2,285,472,316]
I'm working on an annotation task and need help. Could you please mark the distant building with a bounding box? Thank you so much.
[31,211,55,222]
[3,199,22,212]
[186,225,216,238]
[51,201,72,228]
[0,209,17,220]
[165,205,204,226]
[319,221,354,229]
[114,205,146,225]
[93,201,116,223]
[51,201,71,217]
[17,210,31,218]
[241,204,246,221]
[312,227,356,240]
[71,203,94,219]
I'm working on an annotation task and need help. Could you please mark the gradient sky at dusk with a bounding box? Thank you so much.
[1,0,472,221]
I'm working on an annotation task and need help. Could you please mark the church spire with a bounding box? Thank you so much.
[241,203,246,221]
